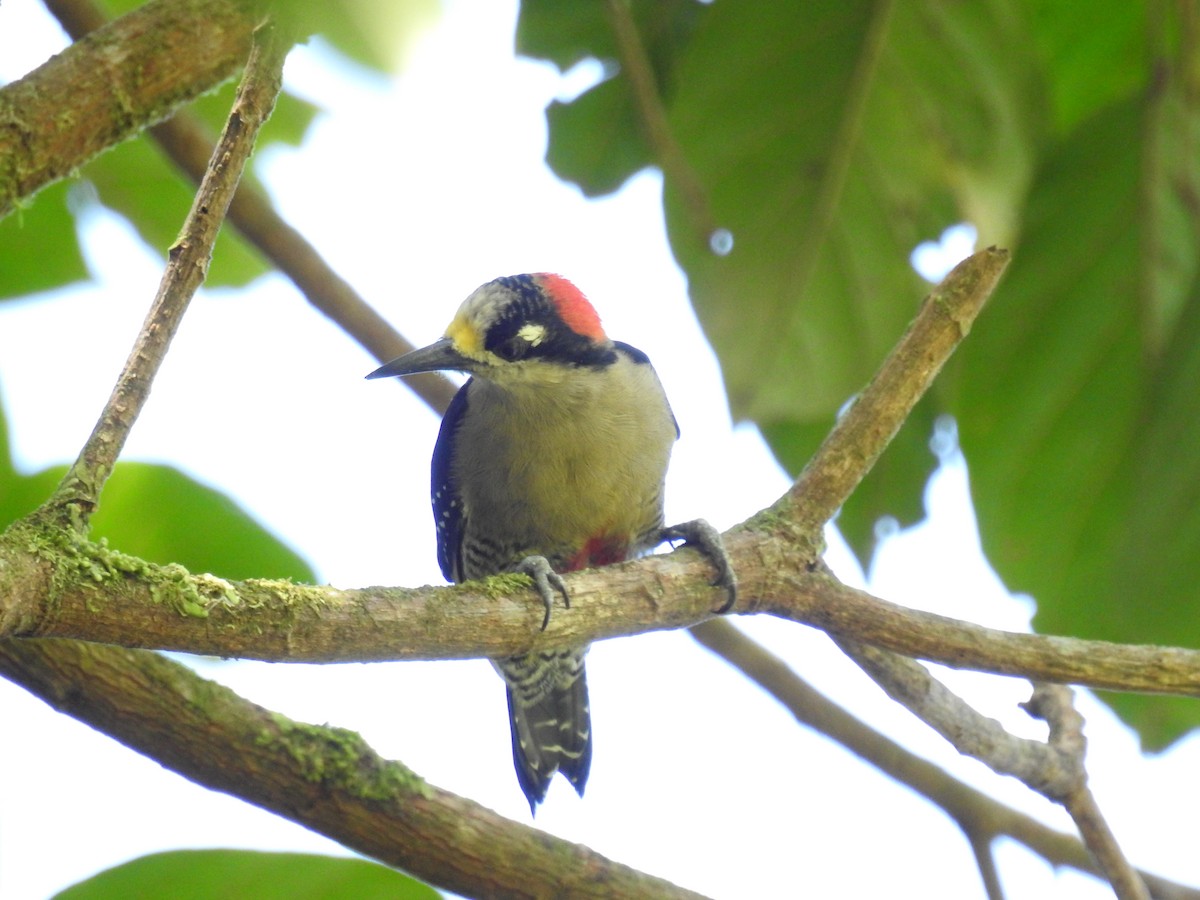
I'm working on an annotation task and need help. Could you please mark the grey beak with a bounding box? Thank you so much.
[366,338,474,379]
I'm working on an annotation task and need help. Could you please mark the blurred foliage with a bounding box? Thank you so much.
[0,0,438,301]
[0,181,89,298]
[95,0,440,75]
[0,402,314,583]
[519,0,1200,748]
[3,0,1198,750]
[54,849,440,900]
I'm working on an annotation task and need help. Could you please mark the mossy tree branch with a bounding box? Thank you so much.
[45,13,289,531]
[7,249,1200,706]
[0,3,1193,895]
[6,515,1200,699]
[0,0,258,219]
[0,637,704,900]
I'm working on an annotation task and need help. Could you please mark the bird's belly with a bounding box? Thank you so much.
[464,442,666,570]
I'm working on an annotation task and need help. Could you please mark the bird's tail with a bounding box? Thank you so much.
[500,650,591,814]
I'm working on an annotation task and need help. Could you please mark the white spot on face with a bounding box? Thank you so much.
[517,323,546,347]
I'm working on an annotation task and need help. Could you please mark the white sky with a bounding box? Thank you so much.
[1,2,1198,898]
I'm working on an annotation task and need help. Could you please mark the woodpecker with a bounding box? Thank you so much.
[368,273,736,813]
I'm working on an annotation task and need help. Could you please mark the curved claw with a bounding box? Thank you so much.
[660,519,738,614]
[517,555,570,631]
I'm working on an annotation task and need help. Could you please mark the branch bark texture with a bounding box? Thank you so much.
[42,0,460,415]
[690,620,1195,899]
[49,12,288,528]
[0,0,257,218]
[7,521,1200,700]
[0,638,703,900]
[0,5,1194,894]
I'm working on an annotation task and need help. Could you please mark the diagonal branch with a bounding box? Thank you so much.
[840,638,1072,790]
[837,639,1151,898]
[0,637,705,900]
[42,0,459,416]
[779,247,1008,533]
[689,620,1197,899]
[45,16,290,530]
[1023,685,1150,900]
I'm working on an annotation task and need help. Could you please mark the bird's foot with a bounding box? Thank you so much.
[517,555,570,631]
[660,519,738,614]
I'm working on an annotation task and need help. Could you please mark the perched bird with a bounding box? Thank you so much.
[368,273,736,812]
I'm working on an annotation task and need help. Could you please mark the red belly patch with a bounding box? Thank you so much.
[565,534,629,571]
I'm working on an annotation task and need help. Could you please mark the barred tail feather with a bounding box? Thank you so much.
[506,666,592,814]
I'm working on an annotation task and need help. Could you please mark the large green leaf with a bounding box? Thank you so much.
[96,0,439,73]
[519,0,702,198]
[525,1,1200,746]
[54,849,439,900]
[955,88,1200,748]
[80,88,319,289]
[0,404,314,583]
[0,180,89,301]
[522,0,1042,555]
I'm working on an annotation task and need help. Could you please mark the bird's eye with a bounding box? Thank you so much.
[493,336,530,362]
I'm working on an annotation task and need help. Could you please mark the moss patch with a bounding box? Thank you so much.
[21,520,243,619]
[258,714,431,802]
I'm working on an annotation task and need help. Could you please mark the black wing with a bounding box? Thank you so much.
[613,340,679,439]
[432,380,471,583]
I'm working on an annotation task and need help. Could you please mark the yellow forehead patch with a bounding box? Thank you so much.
[445,313,483,357]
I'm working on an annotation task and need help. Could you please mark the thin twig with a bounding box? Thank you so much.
[46,18,291,529]
[841,645,1156,898]
[968,831,1005,900]
[42,0,458,416]
[1024,685,1150,900]
[835,638,1074,792]
[779,247,1010,534]
[690,621,1197,899]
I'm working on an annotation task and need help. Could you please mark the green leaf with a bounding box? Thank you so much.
[82,137,267,288]
[544,77,652,199]
[667,1,1039,554]
[54,849,440,900]
[0,401,314,583]
[519,0,706,197]
[526,1,1043,558]
[91,462,316,582]
[275,0,441,72]
[0,180,89,301]
[79,88,319,289]
[516,0,616,68]
[955,88,1200,748]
